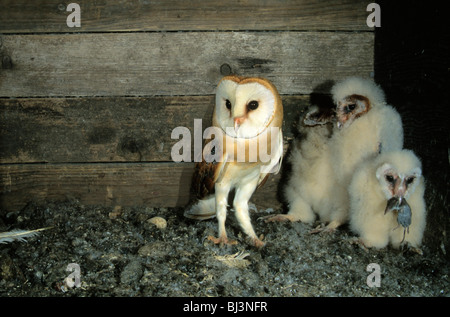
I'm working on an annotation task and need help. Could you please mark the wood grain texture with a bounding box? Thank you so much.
[0,0,372,33]
[0,32,374,97]
[0,1,374,216]
[0,162,281,211]
[0,162,193,211]
[0,95,309,164]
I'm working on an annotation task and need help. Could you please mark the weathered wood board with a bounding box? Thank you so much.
[0,0,371,33]
[0,96,309,164]
[0,162,281,211]
[0,32,374,97]
[0,162,195,210]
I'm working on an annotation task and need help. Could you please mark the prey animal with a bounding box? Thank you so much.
[385,196,412,243]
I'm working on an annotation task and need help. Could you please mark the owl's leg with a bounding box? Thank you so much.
[263,213,299,223]
[207,183,237,246]
[310,197,348,234]
[234,179,265,248]
[207,235,237,246]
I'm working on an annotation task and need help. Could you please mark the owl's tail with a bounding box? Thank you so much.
[184,196,216,220]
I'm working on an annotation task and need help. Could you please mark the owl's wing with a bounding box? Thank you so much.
[190,157,226,200]
[258,128,284,188]
[256,173,270,190]
[184,142,227,220]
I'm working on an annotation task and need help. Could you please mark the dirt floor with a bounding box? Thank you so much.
[0,200,448,297]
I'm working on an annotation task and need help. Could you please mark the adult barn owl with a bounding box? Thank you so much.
[266,77,404,232]
[349,149,426,250]
[184,76,284,248]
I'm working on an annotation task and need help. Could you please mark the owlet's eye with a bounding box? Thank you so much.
[385,175,395,184]
[406,177,415,185]
[344,104,356,113]
[225,99,231,110]
[248,100,259,111]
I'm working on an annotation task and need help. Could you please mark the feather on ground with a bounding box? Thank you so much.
[0,227,52,244]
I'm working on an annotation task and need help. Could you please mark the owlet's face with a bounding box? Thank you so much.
[215,78,276,138]
[336,94,371,129]
[376,163,422,201]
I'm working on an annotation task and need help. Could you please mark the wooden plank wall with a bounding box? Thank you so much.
[0,0,374,211]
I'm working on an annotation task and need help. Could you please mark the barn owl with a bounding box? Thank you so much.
[329,77,404,187]
[184,76,284,248]
[264,106,347,231]
[349,149,426,251]
[266,77,404,233]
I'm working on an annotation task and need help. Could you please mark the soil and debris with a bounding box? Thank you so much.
[0,200,448,297]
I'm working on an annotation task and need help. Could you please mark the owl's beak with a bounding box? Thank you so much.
[234,116,245,133]
[336,114,347,130]
[396,180,407,198]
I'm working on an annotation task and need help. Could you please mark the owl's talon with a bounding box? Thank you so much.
[348,237,370,252]
[249,235,265,248]
[309,225,336,234]
[261,214,293,223]
[207,235,238,246]
[407,246,423,255]
[309,224,325,234]
[309,220,340,234]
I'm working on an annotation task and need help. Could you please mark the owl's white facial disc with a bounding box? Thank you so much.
[376,163,422,200]
[215,80,275,138]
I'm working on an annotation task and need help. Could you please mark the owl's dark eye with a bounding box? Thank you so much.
[225,99,232,110]
[225,99,231,110]
[406,177,415,185]
[248,100,259,111]
[385,175,395,184]
[345,104,356,113]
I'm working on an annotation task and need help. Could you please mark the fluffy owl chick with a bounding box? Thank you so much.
[265,106,347,231]
[314,77,405,230]
[267,77,404,232]
[185,76,284,248]
[330,77,404,187]
[349,149,426,250]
